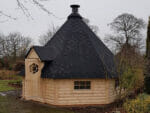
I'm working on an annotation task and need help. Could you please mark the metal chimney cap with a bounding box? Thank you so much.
[70,4,80,13]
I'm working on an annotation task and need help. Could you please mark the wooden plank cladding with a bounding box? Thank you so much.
[22,48,117,106]
[22,77,116,105]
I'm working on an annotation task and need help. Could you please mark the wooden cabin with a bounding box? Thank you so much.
[20,5,118,106]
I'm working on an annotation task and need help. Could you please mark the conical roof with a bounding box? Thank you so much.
[27,5,117,78]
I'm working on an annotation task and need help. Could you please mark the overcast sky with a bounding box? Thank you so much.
[0,0,150,44]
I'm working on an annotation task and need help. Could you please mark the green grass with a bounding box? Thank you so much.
[0,80,20,92]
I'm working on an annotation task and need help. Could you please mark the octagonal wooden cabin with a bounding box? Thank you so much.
[20,5,118,106]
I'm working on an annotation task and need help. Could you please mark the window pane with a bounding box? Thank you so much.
[74,86,79,89]
[80,85,85,89]
[86,81,90,86]
[86,85,91,89]
[74,81,79,85]
[80,81,85,86]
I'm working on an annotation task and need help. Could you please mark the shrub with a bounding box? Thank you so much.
[14,61,24,71]
[8,80,22,87]
[117,67,144,99]
[123,93,150,113]
[0,70,20,80]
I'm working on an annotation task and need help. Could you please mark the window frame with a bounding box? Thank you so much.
[74,81,91,90]
[29,63,39,74]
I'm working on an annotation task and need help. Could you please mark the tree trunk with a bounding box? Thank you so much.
[145,17,150,93]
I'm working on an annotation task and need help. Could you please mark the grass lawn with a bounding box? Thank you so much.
[0,80,21,92]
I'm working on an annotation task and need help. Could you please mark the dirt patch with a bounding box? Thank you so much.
[0,90,124,113]
[69,102,124,113]
[8,81,22,88]
[0,90,73,113]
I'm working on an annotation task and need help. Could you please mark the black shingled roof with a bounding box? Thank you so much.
[26,46,58,61]
[24,5,117,79]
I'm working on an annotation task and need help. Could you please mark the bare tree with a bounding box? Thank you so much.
[16,0,56,18]
[0,33,13,58]
[0,33,5,57]
[39,26,58,46]
[18,37,32,58]
[104,13,146,52]
[146,17,150,58]
[8,33,32,60]
[0,32,32,69]
[103,14,146,98]
[0,11,17,22]
[145,17,150,94]
[0,0,57,21]
[7,33,22,61]
[0,32,32,61]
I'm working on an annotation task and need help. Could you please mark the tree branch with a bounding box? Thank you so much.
[15,0,61,19]
[16,0,32,18]
[0,11,17,21]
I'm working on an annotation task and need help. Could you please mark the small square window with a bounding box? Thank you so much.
[74,81,91,90]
